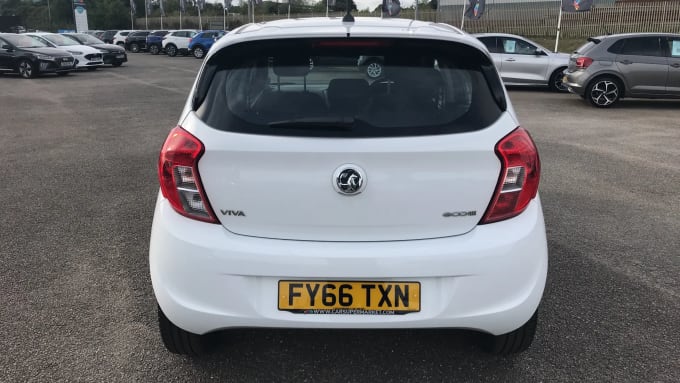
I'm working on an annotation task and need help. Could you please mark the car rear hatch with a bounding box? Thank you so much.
[184,36,514,241]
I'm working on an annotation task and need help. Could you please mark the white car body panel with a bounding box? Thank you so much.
[183,111,519,241]
[150,195,547,335]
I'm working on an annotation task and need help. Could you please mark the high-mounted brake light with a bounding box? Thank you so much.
[481,127,540,224]
[158,126,218,223]
[575,57,593,69]
[313,40,389,48]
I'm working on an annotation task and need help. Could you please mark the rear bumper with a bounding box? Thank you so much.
[150,195,548,336]
[102,52,127,64]
[563,71,589,96]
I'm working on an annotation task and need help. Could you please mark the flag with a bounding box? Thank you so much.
[130,0,136,14]
[382,0,401,17]
[328,0,336,7]
[464,0,485,19]
[179,0,186,13]
[197,0,205,10]
[224,0,231,9]
[159,0,165,16]
[562,0,593,12]
[145,0,151,16]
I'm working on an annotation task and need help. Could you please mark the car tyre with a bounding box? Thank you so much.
[193,46,205,59]
[87,67,97,71]
[111,61,123,67]
[158,305,215,356]
[482,310,538,355]
[365,59,383,79]
[18,59,35,78]
[149,44,160,55]
[549,67,568,93]
[129,43,140,53]
[166,44,177,57]
[586,76,621,108]
[57,71,69,76]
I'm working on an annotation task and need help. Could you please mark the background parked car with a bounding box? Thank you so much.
[563,33,680,107]
[112,30,135,46]
[125,30,151,53]
[357,55,384,79]
[475,33,570,92]
[146,30,171,55]
[25,32,103,70]
[188,30,226,59]
[100,30,118,44]
[0,33,74,78]
[63,32,127,67]
[162,29,198,57]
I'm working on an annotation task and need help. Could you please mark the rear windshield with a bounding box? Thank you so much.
[194,38,505,138]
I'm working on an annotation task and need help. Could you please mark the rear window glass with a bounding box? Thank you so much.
[575,41,597,54]
[194,38,505,138]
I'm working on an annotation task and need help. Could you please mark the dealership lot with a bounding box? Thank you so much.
[1,53,678,381]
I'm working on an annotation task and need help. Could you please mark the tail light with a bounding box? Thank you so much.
[158,126,218,223]
[575,57,593,69]
[188,38,192,44]
[481,127,540,224]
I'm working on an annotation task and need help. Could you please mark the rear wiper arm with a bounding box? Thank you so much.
[268,118,356,131]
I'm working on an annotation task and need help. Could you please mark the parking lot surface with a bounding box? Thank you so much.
[1,54,679,382]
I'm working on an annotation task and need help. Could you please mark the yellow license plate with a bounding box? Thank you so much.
[278,281,420,315]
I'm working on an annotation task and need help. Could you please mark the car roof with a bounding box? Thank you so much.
[211,17,482,55]
[472,33,529,39]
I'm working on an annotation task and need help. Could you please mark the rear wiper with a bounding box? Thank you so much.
[268,117,357,131]
[587,37,601,44]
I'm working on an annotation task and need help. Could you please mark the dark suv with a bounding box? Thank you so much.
[100,30,118,44]
[125,30,151,53]
[564,33,680,107]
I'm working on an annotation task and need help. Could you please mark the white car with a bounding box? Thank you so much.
[112,30,136,47]
[161,29,198,57]
[25,32,103,70]
[150,17,548,356]
[474,33,571,92]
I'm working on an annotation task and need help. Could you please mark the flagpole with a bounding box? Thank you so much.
[415,0,418,20]
[198,6,202,30]
[326,0,329,17]
[224,8,226,30]
[145,0,148,30]
[131,9,134,29]
[461,1,466,30]
[554,7,563,53]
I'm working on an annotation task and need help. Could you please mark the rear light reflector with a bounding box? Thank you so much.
[158,126,218,223]
[481,127,541,224]
[575,57,593,69]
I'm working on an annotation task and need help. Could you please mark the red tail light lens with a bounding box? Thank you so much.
[481,127,540,224]
[575,57,593,69]
[158,126,218,223]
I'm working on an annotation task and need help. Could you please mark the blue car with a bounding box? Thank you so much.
[188,30,227,59]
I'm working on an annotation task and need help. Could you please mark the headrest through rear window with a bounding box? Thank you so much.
[272,55,312,77]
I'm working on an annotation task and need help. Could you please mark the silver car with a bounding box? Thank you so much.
[475,33,570,92]
[563,33,680,108]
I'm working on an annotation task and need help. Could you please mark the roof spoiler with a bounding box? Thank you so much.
[587,37,602,44]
